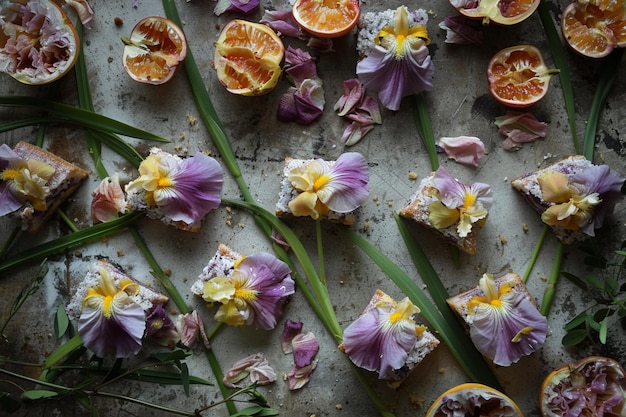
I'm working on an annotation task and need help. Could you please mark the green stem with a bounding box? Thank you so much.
[541,241,564,316]
[413,93,438,171]
[316,219,326,286]
[0,212,143,274]
[129,227,187,313]
[56,210,80,232]
[582,49,623,160]
[538,0,579,153]
[522,225,549,283]
[43,335,83,369]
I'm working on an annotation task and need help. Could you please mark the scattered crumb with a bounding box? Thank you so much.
[182,276,188,283]
[168,308,178,315]
[503,177,508,182]
[499,235,508,244]
[226,206,232,213]
[226,218,232,226]
[363,221,370,231]
[187,114,197,125]
[164,268,172,277]
[174,145,181,151]
[438,368,446,374]
[335,404,343,410]
[372,195,379,201]
[179,133,185,140]
[387,201,393,207]
[522,223,529,233]
[409,393,425,408]
[239,223,245,228]
[114,17,123,26]
[74,250,83,258]
[117,249,125,257]
[408,171,418,180]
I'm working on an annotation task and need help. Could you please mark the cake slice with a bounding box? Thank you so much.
[399,171,478,254]
[276,157,357,225]
[190,243,241,296]
[511,155,625,244]
[66,258,169,319]
[447,272,548,366]
[11,141,89,233]
[339,289,440,388]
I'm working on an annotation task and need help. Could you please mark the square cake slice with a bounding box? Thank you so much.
[12,141,89,233]
[276,157,356,225]
[66,258,169,319]
[190,244,241,296]
[399,172,477,254]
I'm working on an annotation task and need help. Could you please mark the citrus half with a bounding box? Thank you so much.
[487,45,559,108]
[122,16,187,85]
[451,0,540,25]
[292,0,360,38]
[0,0,79,85]
[561,0,626,58]
[213,19,284,96]
[540,356,626,417]
[426,383,524,417]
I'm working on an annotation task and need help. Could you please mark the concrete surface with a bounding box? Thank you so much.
[1,0,625,416]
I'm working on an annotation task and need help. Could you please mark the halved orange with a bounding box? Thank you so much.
[451,0,540,25]
[540,356,626,417]
[292,0,360,38]
[487,45,559,108]
[425,383,523,417]
[122,16,187,85]
[0,0,79,85]
[561,0,626,58]
[213,19,284,96]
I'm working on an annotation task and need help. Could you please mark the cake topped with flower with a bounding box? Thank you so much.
[276,152,369,225]
[512,155,625,244]
[0,141,89,233]
[124,147,224,232]
[399,166,493,254]
[447,272,548,367]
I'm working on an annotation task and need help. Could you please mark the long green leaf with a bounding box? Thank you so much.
[582,49,623,160]
[538,1,579,152]
[0,212,142,274]
[345,227,503,390]
[413,93,439,170]
[0,95,168,143]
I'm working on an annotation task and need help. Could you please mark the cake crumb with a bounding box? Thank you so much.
[499,235,508,244]
[522,223,529,233]
[408,171,418,180]
[335,404,343,410]
[164,268,172,277]
[187,114,197,125]
[114,16,123,26]
[387,201,393,207]
[438,367,446,374]
[117,249,125,257]
[409,393,425,408]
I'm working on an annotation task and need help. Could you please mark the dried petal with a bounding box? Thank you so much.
[281,319,304,354]
[438,15,483,45]
[437,136,485,167]
[91,173,126,223]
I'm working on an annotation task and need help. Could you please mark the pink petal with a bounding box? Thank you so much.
[259,10,307,39]
[437,136,485,167]
[91,173,126,223]
[287,361,317,390]
[281,319,304,354]
[291,331,319,368]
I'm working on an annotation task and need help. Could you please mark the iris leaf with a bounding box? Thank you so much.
[413,93,438,171]
[0,96,168,143]
[582,49,623,160]
[538,1,579,153]
[0,212,142,274]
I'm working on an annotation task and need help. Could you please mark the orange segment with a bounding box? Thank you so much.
[213,20,284,96]
[122,17,187,85]
[426,383,524,417]
[487,45,558,108]
[561,0,626,58]
[292,0,360,38]
[452,0,540,25]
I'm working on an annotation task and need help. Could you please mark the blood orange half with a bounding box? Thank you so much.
[450,0,540,25]
[292,0,360,38]
[213,19,284,96]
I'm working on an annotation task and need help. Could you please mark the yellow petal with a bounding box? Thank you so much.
[428,200,459,229]
[538,172,571,203]
[288,191,320,219]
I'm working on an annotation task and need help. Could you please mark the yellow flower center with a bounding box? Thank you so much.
[464,192,477,208]
[234,287,257,302]
[158,177,174,188]
[313,174,330,191]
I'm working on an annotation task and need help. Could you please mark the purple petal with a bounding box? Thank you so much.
[291,331,319,367]
[357,44,434,111]
[470,291,548,366]
[223,352,276,387]
[144,304,180,348]
[281,319,304,353]
[495,111,547,151]
[438,15,483,45]
[334,78,365,116]
[342,122,375,146]
[278,79,325,125]
[79,299,146,358]
[236,253,295,330]
[259,10,307,40]
[158,152,223,225]
[287,361,317,390]
[437,136,485,167]
[284,46,318,85]
[214,0,259,16]
[433,166,492,210]
[320,152,369,213]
